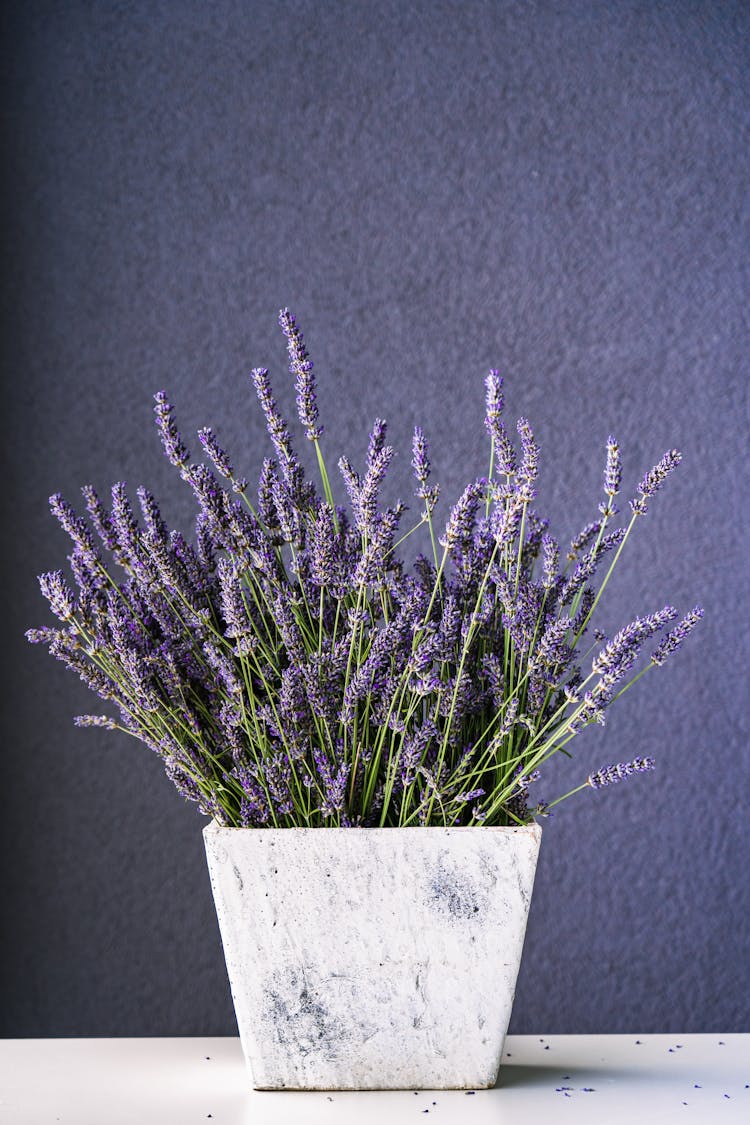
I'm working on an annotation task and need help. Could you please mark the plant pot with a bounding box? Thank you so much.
[203,820,542,1090]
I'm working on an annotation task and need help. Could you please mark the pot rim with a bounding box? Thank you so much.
[203,819,542,837]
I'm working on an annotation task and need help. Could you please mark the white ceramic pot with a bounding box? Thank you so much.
[203,821,542,1090]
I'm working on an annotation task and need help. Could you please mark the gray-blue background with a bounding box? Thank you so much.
[2,0,747,1036]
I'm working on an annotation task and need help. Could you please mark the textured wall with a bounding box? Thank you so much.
[1,0,747,1037]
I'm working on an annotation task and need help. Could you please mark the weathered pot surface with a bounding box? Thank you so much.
[204,821,542,1090]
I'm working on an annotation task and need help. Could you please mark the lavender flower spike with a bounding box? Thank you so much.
[484,369,504,433]
[310,502,338,589]
[541,533,559,589]
[154,391,190,472]
[567,519,601,561]
[652,606,704,666]
[367,418,388,466]
[412,426,439,512]
[592,606,677,678]
[251,366,306,502]
[516,418,539,500]
[604,435,622,498]
[630,449,682,514]
[484,369,517,475]
[198,427,247,493]
[440,479,484,551]
[600,435,622,516]
[74,714,118,729]
[49,493,100,570]
[38,571,75,621]
[279,307,323,441]
[588,756,655,789]
[357,444,394,535]
[81,485,118,551]
[559,528,626,606]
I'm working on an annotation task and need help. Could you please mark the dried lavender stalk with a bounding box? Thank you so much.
[27,311,702,829]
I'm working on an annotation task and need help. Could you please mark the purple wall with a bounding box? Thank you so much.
[2,0,747,1036]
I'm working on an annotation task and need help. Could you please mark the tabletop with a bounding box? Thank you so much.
[0,1034,747,1124]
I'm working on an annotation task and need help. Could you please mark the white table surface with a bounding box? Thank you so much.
[0,1035,747,1124]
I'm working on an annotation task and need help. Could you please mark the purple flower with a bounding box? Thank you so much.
[604,435,622,495]
[49,493,101,574]
[487,698,520,751]
[27,311,702,829]
[312,746,350,818]
[81,485,118,551]
[541,533,559,589]
[505,766,542,823]
[351,503,403,586]
[203,642,243,697]
[136,487,167,542]
[251,366,309,505]
[198,427,247,492]
[263,751,295,818]
[367,418,388,466]
[38,571,75,621]
[400,721,439,788]
[630,449,682,514]
[25,626,59,645]
[110,483,142,564]
[532,616,574,671]
[74,714,118,729]
[651,606,704,666]
[484,370,517,475]
[516,418,539,501]
[194,512,217,573]
[587,756,655,789]
[257,458,282,538]
[440,480,484,551]
[559,529,626,606]
[567,519,602,561]
[484,369,504,434]
[310,502,338,590]
[154,391,190,472]
[279,307,323,441]
[271,474,303,546]
[452,787,485,806]
[412,426,440,513]
[480,653,504,709]
[491,491,525,549]
[235,765,272,827]
[356,444,394,535]
[217,561,256,653]
[592,606,677,684]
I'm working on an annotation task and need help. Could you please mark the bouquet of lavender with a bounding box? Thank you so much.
[27,311,702,829]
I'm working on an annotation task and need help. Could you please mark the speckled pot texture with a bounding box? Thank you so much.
[203,821,542,1090]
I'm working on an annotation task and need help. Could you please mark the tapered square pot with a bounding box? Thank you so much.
[203,821,542,1090]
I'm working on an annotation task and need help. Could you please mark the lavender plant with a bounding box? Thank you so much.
[27,312,703,828]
